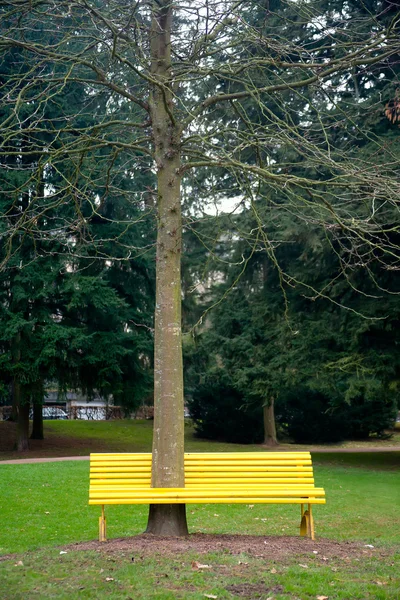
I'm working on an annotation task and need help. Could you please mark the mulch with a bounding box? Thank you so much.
[62,533,384,561]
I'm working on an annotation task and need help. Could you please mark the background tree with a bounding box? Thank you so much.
[187,206,400,445]
[0,37,155,451]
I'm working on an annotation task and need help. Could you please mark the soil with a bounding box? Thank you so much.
[61,533,385,562]
[225,583,284,598]
[0,421,111,461]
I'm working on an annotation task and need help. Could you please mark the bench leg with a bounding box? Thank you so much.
[300,504,315,541]
[308,504,315,541]
[99,505,107,542]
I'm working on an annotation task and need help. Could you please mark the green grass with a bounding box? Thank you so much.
[1,546,399,600]
[312,451,400,471]
[44,419,400,451]
[1,418,399,461]
[1,459,400,555]
[1,457,400,598]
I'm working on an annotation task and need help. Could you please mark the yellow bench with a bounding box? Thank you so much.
[89,452,325,542]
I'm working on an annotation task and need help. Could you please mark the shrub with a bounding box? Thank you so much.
[188,372,264,444]
[344,379,398,439]
[277,381,398,444]
[277,387,346,444]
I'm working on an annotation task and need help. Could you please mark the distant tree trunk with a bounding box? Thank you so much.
[263,399,278,446]
[31,402,44,440]
[15,385,30,452]
[145,0,188,536]
[12,332,30,451]
[10,380,18,422]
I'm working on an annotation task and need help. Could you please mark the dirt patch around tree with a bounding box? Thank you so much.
[62,533,385,562]
[226,583,284,598]
[0,422,113,461]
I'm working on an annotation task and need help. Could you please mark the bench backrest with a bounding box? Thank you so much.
[90,452,316,488]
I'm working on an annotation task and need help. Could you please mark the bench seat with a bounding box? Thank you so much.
[89,452,325,541]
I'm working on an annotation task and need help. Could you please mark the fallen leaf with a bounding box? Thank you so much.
[374,581,387,586]
[192,561,212,570]
[14,561,23,567]
[299,564,309,569]
[270,568,277,574]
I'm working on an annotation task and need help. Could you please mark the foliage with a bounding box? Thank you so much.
[188,370,264,444]
[185,199,399,443]
[0,35,155,427]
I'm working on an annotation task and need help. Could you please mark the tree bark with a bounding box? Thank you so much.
[263,399,278,447]
[12,332,30,451]
[31,402,44,440]
[10,380,18,422]
[145,0,188,536]
[15,385,30,452]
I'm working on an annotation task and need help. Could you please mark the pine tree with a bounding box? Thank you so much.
[0,42,155,450]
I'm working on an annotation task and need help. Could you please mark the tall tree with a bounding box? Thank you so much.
[0,43,155,450]
[1,0,399,532]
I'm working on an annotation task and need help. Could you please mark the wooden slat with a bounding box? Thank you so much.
[90,452,311,462]
[89,497,326,505]
[90,487,325,496]
[91,461,311,468]
[90,478,314,486]
[91,466,312,474]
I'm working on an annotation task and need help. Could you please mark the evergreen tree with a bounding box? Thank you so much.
[0,42,155,450]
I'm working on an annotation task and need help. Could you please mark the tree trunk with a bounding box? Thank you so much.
[10,380,18,422]
[15,385,30,452]
[263,399,278,447]
[12,332,30,451]
[31,402,44,440]
[145,0,188,536]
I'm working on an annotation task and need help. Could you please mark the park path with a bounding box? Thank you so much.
[1,446,400,465]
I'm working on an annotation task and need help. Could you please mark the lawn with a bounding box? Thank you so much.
[1,418,399,461]
[1,542,398,600]
[1,422,399,598]
[1,453,400,599]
